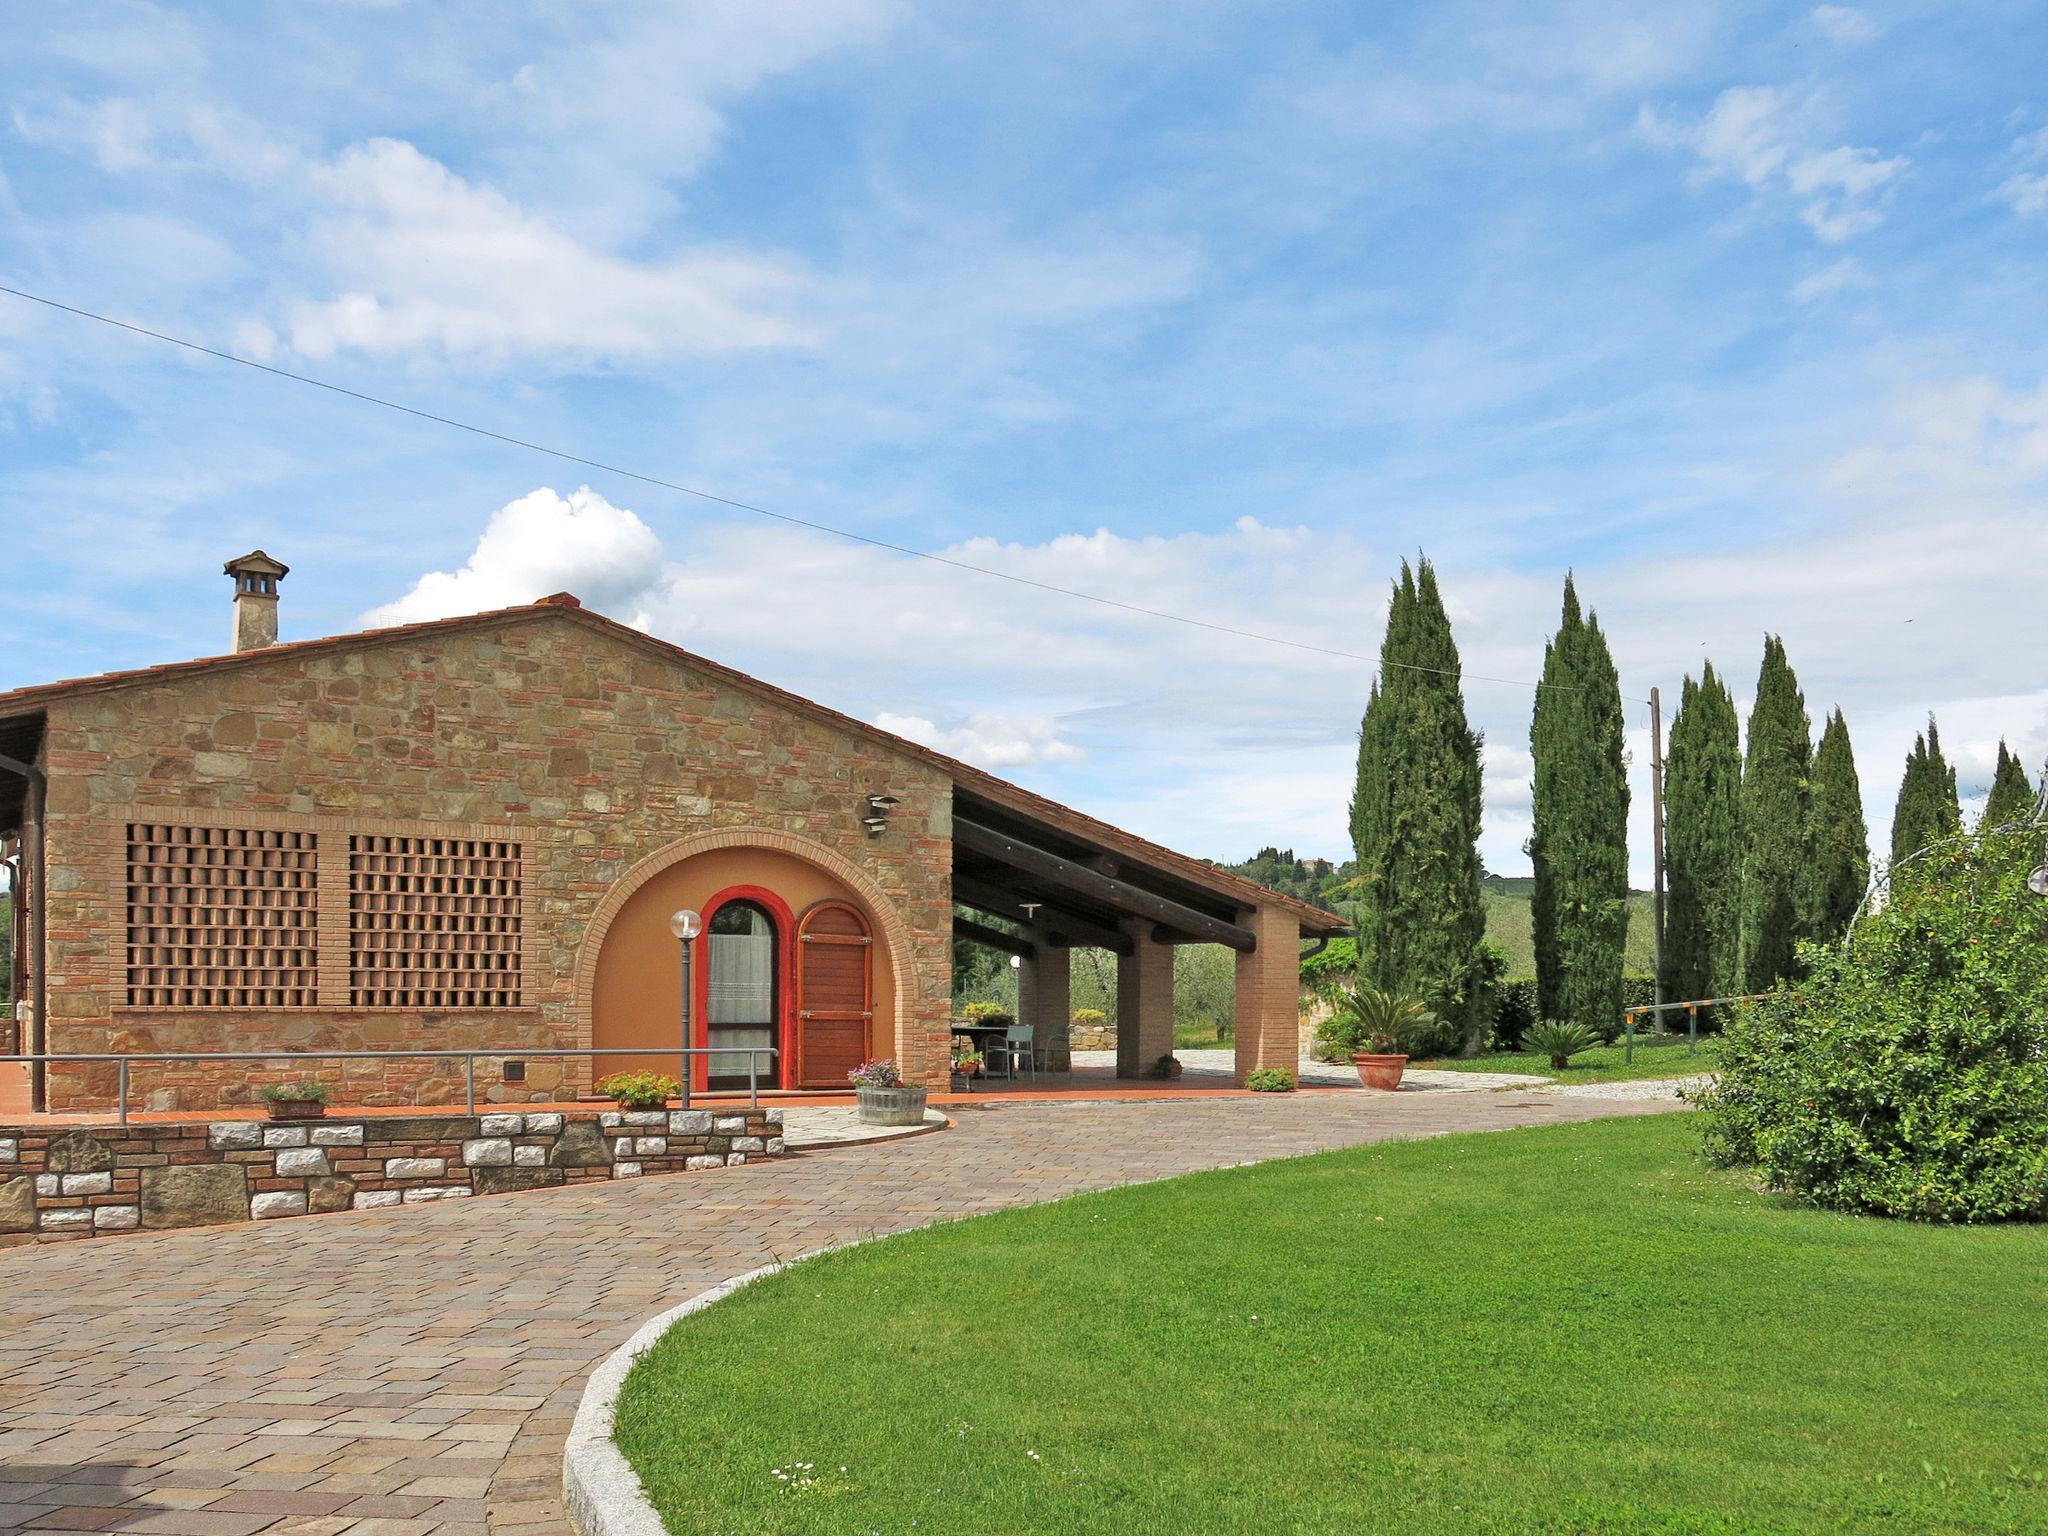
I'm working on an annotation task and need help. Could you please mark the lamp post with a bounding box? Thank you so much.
[670,909,702,1106]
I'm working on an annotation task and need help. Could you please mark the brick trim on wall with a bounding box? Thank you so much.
[569,825,923,1069]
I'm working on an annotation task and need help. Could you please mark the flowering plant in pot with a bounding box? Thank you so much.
[952,1048,984,1081]
[850,1059,927,1126]
[257,1078,332,1120]
[1319,983,1433,1091]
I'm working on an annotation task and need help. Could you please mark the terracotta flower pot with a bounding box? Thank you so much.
[1352,1053,1408,1091]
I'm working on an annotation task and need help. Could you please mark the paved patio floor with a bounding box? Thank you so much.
[0,1089,1685,1536]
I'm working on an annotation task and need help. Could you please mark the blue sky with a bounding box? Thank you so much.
[3,0,2045,879]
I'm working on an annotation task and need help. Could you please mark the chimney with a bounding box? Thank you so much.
[223,550,288,652]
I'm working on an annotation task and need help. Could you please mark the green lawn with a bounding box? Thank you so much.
[614,1116,2048,1535]
[1416,1034,1719,1083]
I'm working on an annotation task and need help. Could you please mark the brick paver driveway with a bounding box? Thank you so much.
[0,1091,1682,1536]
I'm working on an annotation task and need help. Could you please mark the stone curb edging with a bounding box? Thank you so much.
[561,1115,962,1532]
[566,1186,934,1536]
[783,1110,953,1151]
[563,1256,796,1536]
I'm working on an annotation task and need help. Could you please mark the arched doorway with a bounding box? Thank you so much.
[698,888,791,1093]
[588,843,898,1094]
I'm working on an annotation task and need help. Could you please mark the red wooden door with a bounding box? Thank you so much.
[795,902,873,1088]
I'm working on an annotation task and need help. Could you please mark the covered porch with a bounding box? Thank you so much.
[945,785,1347,1088]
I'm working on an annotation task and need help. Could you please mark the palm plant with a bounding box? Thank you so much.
[1314,980,1436,1060]
[1526,1019,1598,1071]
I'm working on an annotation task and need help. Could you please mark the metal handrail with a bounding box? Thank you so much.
[0,1045,780,1125]
[1619,994,1767,1062]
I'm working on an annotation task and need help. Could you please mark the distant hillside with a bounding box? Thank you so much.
[1222,853,1656,978]
[1485,886,1659,977]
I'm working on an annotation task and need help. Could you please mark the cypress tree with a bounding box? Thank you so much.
[1350,557,1486,1050]
[1890,717,1962,866]
[1740,635,1814,990]
[1662,663,1742,1002]
[1980,739,2037,829]
[1528,575,1630,1032]
[1807,708,1868,944]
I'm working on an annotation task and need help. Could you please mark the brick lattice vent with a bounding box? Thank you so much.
[0,1107,784,1244]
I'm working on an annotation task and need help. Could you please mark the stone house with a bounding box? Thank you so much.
[0,555,1341,1112]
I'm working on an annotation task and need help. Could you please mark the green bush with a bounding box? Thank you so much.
[1245,1067,1295,1093]
[1313,982,1437,1061]
[1526,1020,1598,1070]
[1070,1007,1107,1027]
[257,1078,331,1105]
[598,1071,681,1109]
[1492,978,1538,1049]
[1298,936,1359,1001]
[1696,827,2048,1222]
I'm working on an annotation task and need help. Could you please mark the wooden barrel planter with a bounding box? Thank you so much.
[856,1084,929,1126]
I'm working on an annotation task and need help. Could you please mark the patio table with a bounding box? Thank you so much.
[950,1023,1011,1090]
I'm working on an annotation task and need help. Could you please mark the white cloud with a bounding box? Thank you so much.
[481,0,903,236]
[1639,86,1905,243]
[874,711,1086,769]
[2000,172,2048,217]
[1811,6,1881,47]
[1994,127,2048,217]
[15,102,818,366]
[364,384,2047,888]
[280,139,811,363]
[1791,257,1867,302]
[362,485,669,627]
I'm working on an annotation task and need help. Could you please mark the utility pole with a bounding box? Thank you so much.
[1649,687,1667,1010]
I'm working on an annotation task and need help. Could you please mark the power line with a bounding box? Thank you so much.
[1,280,1592,695]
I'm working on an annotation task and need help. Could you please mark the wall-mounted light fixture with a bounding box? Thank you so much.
[863,793,900,837]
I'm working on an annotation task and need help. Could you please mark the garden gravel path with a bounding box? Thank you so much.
[0,1090,1685,1536]
[1544,1075,1712,1101]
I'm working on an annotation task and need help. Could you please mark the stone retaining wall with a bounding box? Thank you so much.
[1068,1017,1115,1051]
[0,1106,784,1245]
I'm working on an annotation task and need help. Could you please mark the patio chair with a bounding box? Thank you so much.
[991,1023,1037,1079]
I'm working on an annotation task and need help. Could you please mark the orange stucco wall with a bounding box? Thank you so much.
[590,846,896,1087]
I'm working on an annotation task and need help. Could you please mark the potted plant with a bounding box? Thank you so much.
[258,1079,331,1121]
[1321,982,1434,1091]
[951,1048,984,1082]
[850,1059,927,1126]
[597,1071,681,1110]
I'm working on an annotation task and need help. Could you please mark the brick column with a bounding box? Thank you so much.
[1234,905,1302,1083]
[1017,944,1072,1071]
[1116,923,1175,1079]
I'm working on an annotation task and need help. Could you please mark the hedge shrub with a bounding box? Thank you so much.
[1695,827,2048,1222]
[1493,979,1538,1049]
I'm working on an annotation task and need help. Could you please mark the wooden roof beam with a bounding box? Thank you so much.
[953,816,1258,953]
[953,878,1135,956]
[953,914,1034,958]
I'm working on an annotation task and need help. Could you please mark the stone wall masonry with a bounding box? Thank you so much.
[35,610,958,1109]
[0,1106,785,1245]
[1068,1016,1116,1051]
